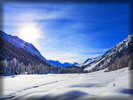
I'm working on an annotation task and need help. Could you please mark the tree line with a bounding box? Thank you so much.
[0,58,87,75]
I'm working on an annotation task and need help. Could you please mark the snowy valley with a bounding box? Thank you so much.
[1,2,133,100]
[1,68,130,100]
[0,31,133,100]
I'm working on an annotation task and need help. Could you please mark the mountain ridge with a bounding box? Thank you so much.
[81,34,132,72]
[0,31,47,62]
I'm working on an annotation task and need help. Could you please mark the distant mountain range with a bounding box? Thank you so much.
[47,60,78,68]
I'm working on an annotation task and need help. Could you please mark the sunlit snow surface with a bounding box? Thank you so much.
[1,68,131,100]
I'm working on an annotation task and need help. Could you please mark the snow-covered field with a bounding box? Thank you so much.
[1,68,131,100]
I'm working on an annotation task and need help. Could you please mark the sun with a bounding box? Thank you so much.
[17,23,41,43]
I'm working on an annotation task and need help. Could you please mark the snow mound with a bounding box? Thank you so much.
[1,68,130,100]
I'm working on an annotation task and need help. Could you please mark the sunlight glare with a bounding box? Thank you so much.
[17,23,42,43]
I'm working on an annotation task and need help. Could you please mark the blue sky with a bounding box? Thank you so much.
[3,3,129,63]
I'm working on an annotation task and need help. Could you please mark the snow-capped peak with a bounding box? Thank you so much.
[0,31,47,62]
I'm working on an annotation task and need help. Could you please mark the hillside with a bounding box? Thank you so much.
[82,34,133,72]
[0,31,53,75]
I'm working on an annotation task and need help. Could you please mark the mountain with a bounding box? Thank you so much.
[84,58,94,64]
[0,31,53,75]
[77,56,101,67]
[0,31,78,68]
[47,60,78,68]
[0,31,47,62]
[81,34,133,72]
[0,31,84,75]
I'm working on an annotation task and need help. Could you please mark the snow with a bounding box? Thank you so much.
[1,68,130,100]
